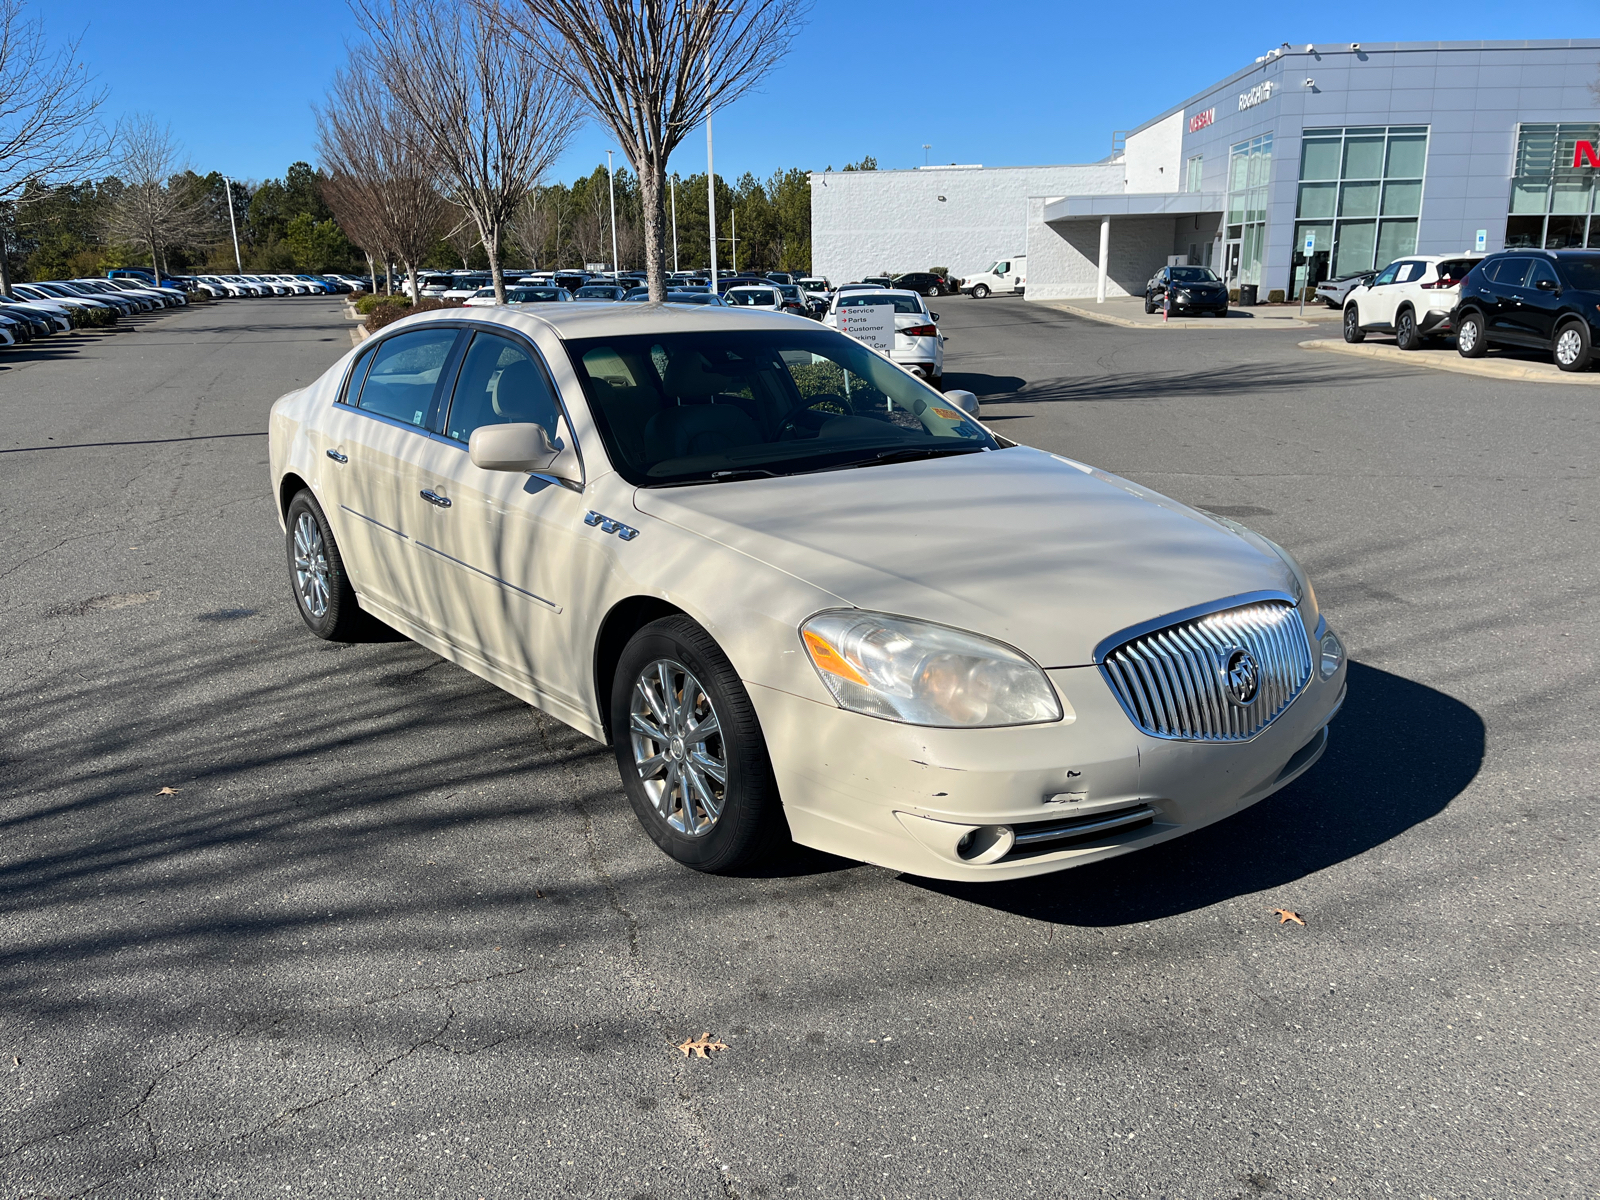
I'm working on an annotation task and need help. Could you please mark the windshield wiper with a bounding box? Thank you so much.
[655,467,779,487]
[844,445,986,469]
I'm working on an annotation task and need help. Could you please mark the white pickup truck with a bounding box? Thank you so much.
[962,256,1027,298]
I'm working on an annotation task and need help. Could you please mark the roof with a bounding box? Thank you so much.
[382,301,803,341]
[1042,192,1227,221]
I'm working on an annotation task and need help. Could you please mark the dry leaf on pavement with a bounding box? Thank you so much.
[1271,908,1306,926]
[677,1032,728,1059]
[156,786,179,796]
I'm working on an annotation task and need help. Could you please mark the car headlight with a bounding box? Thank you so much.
[799,610,1062,728]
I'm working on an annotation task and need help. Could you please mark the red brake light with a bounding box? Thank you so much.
[901,323,938,337]
[1421,278,1458,289]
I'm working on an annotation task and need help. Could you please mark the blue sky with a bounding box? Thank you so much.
[53,1,1600,187]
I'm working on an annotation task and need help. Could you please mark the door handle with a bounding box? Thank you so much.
[420,489,452,508]
[326,449,348,463]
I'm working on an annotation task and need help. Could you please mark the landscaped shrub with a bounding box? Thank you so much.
[1267,289,1285,304]
[72,305,117,329]
[356,294,411,316]
[363,297,461,333]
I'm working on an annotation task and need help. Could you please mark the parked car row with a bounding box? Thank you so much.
[0,275,193,344]
[1338,247,1600,372]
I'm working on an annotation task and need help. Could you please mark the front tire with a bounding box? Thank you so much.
[285,490,365,640]
[1143,294,1157,314]
[610,616,787,873]
[1456,310,1487,358]
[1395,306,1422,351]
[1343,304,1365,343]
[970,284,989,299]
[1553,320,1592,372]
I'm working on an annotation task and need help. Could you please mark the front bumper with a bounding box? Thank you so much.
[749,643,1347,882]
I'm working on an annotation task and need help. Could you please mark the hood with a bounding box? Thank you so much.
[633,446,1297,667]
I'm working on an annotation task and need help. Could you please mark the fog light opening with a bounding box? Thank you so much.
[956,824,1015,864]
[1318,629,1345,680]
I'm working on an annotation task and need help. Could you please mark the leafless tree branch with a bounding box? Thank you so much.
[503,0,806,298]
[99,116,209,286]
[351,0,582,302]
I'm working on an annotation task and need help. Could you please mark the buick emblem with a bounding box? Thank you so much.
[1221,647,1260,707]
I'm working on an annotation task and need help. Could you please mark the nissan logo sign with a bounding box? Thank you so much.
[1574,141,1600,169]
[1188,108,1215,134]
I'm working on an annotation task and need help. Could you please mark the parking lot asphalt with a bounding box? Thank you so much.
[2,295,1595,1198]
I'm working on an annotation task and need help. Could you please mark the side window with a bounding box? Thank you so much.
[1487,258,1532,287]
[1525,260,1559,289]
[357,327,460,426]
[341,343,378,405]
[444,332,564,445]
[1393,262,1422,284]
[1372,263,1400,287]
[995,262,1009,275]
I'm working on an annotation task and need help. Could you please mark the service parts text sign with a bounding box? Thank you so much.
[839,305,895,353]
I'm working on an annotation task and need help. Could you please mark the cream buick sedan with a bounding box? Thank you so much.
[269,305,1347,881]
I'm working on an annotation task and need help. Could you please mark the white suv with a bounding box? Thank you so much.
[1342,254,1483,350]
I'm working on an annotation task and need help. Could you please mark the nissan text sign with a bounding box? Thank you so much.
[1188,108,1215,134]
[1574,141,1600,169]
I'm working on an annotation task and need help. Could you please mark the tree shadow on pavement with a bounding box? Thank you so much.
[908,661,1484,925]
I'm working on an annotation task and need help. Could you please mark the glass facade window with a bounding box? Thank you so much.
[1292,124,1429,297]
[1506,123,1600,249]
[1186,155,1203,193]
[1224,134,1272,287]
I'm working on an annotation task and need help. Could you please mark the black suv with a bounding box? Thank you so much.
[1452,250,1600,371]
[1143,265,1229,316]
[893,271,952,297]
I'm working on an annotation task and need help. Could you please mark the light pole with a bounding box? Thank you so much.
[606,149,619,275]
[222,176,243,272]
[922,143,931,166]
[702,6,732,289]
[670,173,679,274]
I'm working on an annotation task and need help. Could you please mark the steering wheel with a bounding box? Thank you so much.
[778,392,855,439]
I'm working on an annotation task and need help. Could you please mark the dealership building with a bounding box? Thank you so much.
[809,40,1600,302]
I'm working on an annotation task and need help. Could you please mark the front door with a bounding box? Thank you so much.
[1361,261,1402,326]
[416,328,606,712]
[1510,258,1564,344]
[1482,257,1533,339]
[1223,241,1241,287]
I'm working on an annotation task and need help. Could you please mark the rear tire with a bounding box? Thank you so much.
[285,490,365,641]
[970,284,989,299]
[1456,310,1487,358]
[610,616,787,873]
[1395,306,1422,351]
[1342,304,1365,343]
[1553,319,1592,372]
[925,284,939,297]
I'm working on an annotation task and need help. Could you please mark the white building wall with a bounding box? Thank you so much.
[1023,200,1181,300]
[1121,111,1184,193]
[809,163,1123,284]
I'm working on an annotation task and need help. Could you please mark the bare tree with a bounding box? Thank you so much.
[506,0,805,300]
[0,0,108,291]
[508,191,552,269]
[352,0,581,302]
[316,54,449,304]
[101,117,208,285]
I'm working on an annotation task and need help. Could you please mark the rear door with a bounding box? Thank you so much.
[1482,258,1533,339]
[1509,258,1563,344]
[1360,261,1403,326]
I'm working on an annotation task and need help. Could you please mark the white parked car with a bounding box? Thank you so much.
[962,256,1026,299]
[1342,254,1484,350]
[824,287,945,385]
[268,305,1346,881]
[723,285,785,312]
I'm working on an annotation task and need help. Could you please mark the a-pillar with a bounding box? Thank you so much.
[1096,215,1110,303]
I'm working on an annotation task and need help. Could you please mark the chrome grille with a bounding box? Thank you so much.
[1100,601,1311,741]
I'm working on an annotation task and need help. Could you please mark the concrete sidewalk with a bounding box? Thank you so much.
[1301,336,1600,384]
[1034,294,1337,330]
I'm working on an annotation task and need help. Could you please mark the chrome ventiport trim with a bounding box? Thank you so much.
[1100,599,1312,742]
[585,510,639,540]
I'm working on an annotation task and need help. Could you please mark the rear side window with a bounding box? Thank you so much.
[356,327,460,426]
[1436,259,1477,284]
[1556,256,1600,291]
[1485,258,1532,287]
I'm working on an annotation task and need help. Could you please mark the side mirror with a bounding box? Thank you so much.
[1536,278,1559,292]
[930,312,941,322]
[468,422,579,483]
[944,388,979,417]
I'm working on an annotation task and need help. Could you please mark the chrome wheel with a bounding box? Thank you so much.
[1556,327,1582,365]
[629,658,726,837]
[1457,320,1478,353]
[292,512,330,619]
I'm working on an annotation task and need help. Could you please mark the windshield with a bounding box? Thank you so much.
[1169,267,1219,282]
[1557,255,1600,291]
[566,328,996,486]
[836,293,924,314]
[726,289,778,306]
[507,287,567,302]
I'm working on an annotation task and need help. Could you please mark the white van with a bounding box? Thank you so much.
[962,256,1026,298]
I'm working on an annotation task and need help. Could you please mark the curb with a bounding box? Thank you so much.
[1299,338,1600,385]
[1037,299,1315,331]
